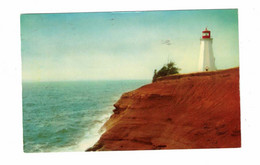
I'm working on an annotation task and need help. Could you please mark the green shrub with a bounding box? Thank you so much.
[152,61,180,82]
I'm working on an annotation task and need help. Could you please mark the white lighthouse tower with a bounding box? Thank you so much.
[198,28,217,72]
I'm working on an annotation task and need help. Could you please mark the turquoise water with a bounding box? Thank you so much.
[22,80,149,152]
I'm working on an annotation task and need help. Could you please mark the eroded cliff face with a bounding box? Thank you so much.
[87,68,240,151]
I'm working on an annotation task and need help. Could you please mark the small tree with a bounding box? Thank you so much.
[152,69,157,82]
[152,61,180,82]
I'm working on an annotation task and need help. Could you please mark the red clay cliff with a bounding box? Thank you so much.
[87,67,240,151]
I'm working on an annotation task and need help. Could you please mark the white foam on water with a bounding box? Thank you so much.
[77,105,115,151]
[50,94,122,152]
[54,107,114,152]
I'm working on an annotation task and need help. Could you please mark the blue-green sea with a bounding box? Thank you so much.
[22,80,149,152]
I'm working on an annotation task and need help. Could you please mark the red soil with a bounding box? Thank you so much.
[87,67,241,151]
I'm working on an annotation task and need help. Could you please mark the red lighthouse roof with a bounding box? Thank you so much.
[202,28,211,39]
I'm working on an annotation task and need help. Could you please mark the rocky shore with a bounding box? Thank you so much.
[87,67,241,151]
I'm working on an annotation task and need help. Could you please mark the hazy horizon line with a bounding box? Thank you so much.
[22,79,151,83]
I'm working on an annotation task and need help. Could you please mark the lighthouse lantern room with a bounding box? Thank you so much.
[198,28,217,72]
[202,28,211,38]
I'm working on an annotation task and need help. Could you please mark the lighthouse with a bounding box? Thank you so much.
[198,28,217,72]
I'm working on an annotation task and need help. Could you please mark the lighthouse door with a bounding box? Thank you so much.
[205,66,209,71]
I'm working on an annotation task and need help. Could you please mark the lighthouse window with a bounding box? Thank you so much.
[203,33,209,36]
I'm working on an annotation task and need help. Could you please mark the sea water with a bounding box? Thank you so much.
[22,80,149,152]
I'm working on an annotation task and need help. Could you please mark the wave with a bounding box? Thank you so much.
[23,80,149,152]
[25,103,36,107]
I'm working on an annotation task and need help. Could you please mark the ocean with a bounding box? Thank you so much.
[22,80,149,152]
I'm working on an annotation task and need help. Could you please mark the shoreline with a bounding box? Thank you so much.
[83,93,126,151]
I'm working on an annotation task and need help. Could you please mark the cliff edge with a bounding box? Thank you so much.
[87,67,240,151]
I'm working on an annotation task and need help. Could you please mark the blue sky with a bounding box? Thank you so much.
[21,9,239,81]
